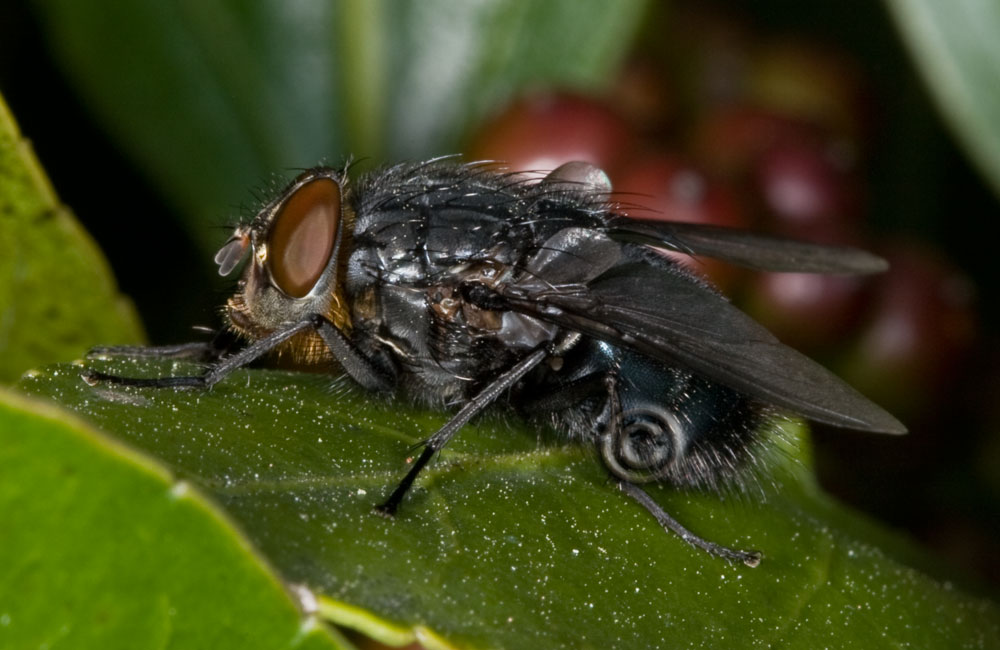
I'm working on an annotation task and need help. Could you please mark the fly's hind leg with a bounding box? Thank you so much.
[600,374,762,567]
[616,481,761,567]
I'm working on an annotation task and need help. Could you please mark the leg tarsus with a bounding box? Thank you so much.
[88,328,239,362]
[618,480,761,567]
[374,446,437,516]
[81,369,207,389]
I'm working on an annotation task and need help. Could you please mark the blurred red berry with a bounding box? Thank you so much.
[840,240,978,421]
[745,269,872,352]
[614,152,750,289]
[688,104,821,180]
[742,206,874,351]
[466,92,633,179]
[755,139,862,229]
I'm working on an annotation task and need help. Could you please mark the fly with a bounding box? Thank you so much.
[84,159,906,567]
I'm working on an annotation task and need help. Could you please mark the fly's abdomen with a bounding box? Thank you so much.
[610,352,766,490]
[538,339,767,491]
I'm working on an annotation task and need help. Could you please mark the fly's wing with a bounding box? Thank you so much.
[606,217,888,274]
[502,258,906,434]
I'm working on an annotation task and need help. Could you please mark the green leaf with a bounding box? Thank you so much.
[17,358,1000,649]
[31,0,647,255]
[0,94,143,384]
[885,0,1000,199]
[0,388,350,650]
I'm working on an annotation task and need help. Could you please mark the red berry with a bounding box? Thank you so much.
[689,104,821,180]
[755,139,862,229]
[745,269,871,352]
[466,92,633,179]
[614,152,750,289]
[840,240,978,421]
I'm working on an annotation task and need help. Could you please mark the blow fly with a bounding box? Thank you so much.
[85,159,906,566]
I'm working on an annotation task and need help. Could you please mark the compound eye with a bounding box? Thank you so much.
[267,177,341,298]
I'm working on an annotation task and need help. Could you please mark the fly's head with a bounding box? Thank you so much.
[215,167,352,359]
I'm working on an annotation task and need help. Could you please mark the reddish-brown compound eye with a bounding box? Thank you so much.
[267,177,341,298]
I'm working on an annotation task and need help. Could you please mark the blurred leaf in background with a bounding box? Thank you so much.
[886,0,1000,201]
[0,96,142,383]
[28,0,646,257]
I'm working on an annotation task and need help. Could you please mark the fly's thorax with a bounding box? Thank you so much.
[344,221,562,398]
[343,176,551,351]
[217,167,354,362]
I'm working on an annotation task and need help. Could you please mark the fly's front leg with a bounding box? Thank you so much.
[82,314,392,392]
[82,317,322,389]
[88,328,239,363]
